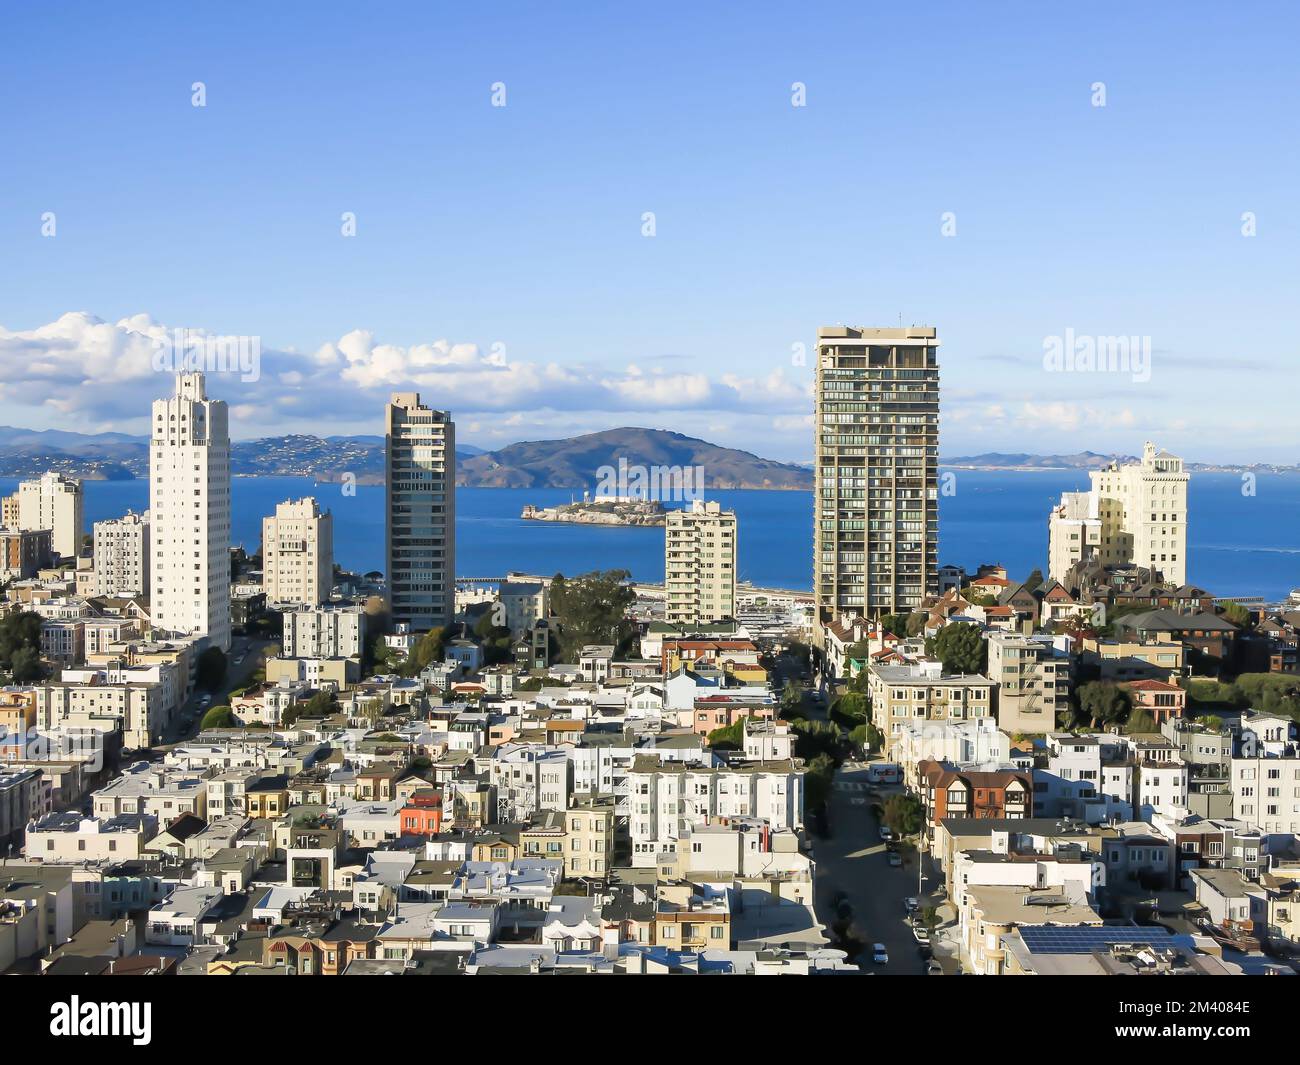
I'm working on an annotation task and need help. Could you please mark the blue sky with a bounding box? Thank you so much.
[1,2,1296,463]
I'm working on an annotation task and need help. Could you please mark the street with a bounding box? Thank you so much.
[812,761,952,974]
[159,635,275,745]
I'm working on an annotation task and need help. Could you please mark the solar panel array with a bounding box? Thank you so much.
[1017,926,1175,955]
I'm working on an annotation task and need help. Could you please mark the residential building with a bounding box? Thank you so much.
[917,762,1032,832]
[92,510,151,597]
[0,527,53,581]
[281,603,365,660]
[1078,634,1185,682]
[385,392,455,631]
[813,325,939,628]
[1232,744,1300,835]
[986,632,1070,736]
[664,499,737,625]
[866,660,993,745]
[1046,490,1102,584]
[262,497,334,605]
[16,471,83,559]
[1112,610,1238,665]
[1047,441,1189,585]
[565,796,616,879]
[626,755,804,867]
[149,372,231,651]
[26,811,156,863]
[1121,678,1186,724]
[0,767,48,850]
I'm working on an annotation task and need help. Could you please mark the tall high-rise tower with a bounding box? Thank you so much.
[149,372,231,651]
[814,326,940,631]
[385,393,455,632]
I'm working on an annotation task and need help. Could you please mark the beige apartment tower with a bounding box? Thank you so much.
[262,497,334,605]
[814,326,940,631]
[1047,441,1188,586]
[664,499,738,625]
[385,393,455,632]
[149,372,231,652]
[16,471,84,559]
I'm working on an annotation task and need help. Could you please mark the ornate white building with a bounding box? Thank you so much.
[149,372,231,651]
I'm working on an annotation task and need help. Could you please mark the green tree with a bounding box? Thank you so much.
[879,613,907,638]
[1076,681,1131,729]
[790,718,842,761]
[830,690,869,729]
[780,678,806,719]
[803,753,837,815]
[473,611,515,665]
[8,646,43,683]
[282,690,336,727]
[549,570,637,659]
[399,627,446,677]
[199,704,236,729]
[707,718,746,751]
[905,613,929,637]
[1125,708,1157,734]
[882,793,924,837]
[196,646,227,691]
[1220,601,1251,629]
[0,611,44,680]
[929,623,986,675]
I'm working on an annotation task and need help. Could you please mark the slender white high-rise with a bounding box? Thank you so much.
[149,372,231,651]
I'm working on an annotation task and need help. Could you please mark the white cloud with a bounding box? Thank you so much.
[0,312,808,434]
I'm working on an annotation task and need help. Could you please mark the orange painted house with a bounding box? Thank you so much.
[399,790,444,837]
[1121,679,1187,724]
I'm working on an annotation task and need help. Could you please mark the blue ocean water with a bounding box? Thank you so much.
[3,470,1297,600]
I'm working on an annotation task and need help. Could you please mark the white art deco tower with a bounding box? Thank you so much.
[149,372,231,651]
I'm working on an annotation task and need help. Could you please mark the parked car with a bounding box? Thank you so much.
[904,897,919,914]
[872,943,889,965]
[879,825,893,841]
[913,925,930,944]
[925,960,943,975]
[888,852,903,867]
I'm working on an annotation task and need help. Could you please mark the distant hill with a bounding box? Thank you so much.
[1,426,1289,483]
[0,424,810,488]
[941,451,1137,470]
[457,428,813,489]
